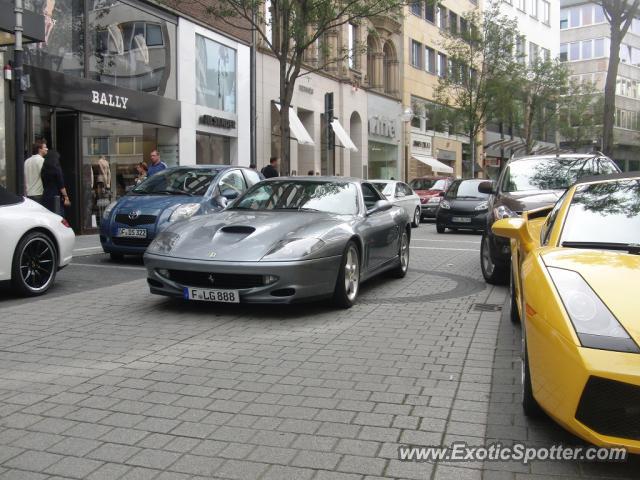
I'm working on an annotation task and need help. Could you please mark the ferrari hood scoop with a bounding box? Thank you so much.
[220,225,256,235]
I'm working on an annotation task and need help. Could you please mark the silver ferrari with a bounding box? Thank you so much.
[144,177,412,308]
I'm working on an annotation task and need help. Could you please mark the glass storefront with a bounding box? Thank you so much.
[196,132,230,165]
[368,141,399,179]
[196,35,237,113]
[81,114,178,230]
[24,0,177,98]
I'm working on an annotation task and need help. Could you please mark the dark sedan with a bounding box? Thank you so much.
[436,179,489,233]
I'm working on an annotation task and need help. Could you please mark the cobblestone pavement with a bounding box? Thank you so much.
[0,225,636,479]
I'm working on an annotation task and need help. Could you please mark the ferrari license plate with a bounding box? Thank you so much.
[452,217,472,223]
[117,228,147,238]
[183,287,240,303]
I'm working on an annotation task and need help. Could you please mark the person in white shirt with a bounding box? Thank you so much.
[24,139,48,203]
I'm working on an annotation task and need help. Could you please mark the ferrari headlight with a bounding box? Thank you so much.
[548,267,639,353]
[169,203,200,222]
[148,231,181,254]
[475,201,489,211]
[493,205,517,219]
[263,237,326,261]
[440,200,451,210]
[103,201,117,218]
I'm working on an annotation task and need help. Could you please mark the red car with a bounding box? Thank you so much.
[409,176,454,220]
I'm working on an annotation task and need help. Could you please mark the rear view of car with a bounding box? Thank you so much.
[436,179,489,233]
[409,176,453,220]
[479,154,619,284]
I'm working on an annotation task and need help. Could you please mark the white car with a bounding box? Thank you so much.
[370,180,422,228]
[0,187,75,296]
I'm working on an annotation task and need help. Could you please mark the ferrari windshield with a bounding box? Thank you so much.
[561,179,640,247]
[501,156,618,192]
[232,181,359,215]
[410,179,447,190]
[132,167,223,196]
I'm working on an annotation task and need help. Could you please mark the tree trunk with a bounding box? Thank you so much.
[523,91,535,154]
[279,56,292,175]
[603,23,622,157]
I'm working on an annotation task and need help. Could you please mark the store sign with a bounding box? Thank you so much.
[368,117,396,139]
[91,90,129,110]
[437,149,456,161]
[199,115,236,129]
[299,85,314,95]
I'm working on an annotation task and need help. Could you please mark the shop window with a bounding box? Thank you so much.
[196,133,231,165]
[90,137,109,155]
[196,35,237,113]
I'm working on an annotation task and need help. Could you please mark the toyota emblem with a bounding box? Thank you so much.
[208,274,215,284]
[128,210,141,220]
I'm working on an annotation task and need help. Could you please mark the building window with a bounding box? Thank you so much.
[541,47,550,61]
[460,17,469,37]
[425,47,436,74]
[517,0,526,12]
[560,9,568,29]
[581,4,593,25]
[437,6,448,29]
[516,35,526,63]
[437,53,447,78]
[542,1,550,25]
[410,1,422,17]
[348,23,357,69]
[582,41,592,60]
[594,38,605,57]
[529,0,538,19]
[594,6,605,23]
[560,43,568,62]
[529,42,539,64]
[196,34,237,113]
[569,7,580,28]
[450,12,458,34]
[411,39,423,68]
[425,2,436,23]
[265,0,273,44]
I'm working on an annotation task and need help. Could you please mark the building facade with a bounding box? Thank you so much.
[0,0,250,234]
[483,0,561,177]
[559,0,640,171]
[403,0,479,181]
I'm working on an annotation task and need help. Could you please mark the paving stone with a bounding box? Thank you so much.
[45,456,104,479]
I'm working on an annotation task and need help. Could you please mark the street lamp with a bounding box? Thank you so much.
[400,107,413,181]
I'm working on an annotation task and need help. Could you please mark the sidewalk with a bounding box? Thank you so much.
[72,234,103,257]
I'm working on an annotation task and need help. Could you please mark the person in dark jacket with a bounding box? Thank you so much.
[41,150,70,215]
[261,157,280,178]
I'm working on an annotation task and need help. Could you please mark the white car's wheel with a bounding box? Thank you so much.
[411,207,420,228]
[12,231,58,296]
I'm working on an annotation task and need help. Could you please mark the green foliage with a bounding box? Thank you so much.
[558,80,604,151]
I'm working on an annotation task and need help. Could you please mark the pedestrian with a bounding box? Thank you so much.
[307,170,314,176]
[261,157,279,178]
[134,162,148,185]
[24,139,48,203]
[41,150,70,216]
[249,163,257,171]
[147,149,167,177]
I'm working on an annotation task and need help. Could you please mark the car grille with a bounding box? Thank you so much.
[168,270,267,289]
[112,237,153,247]
[115,214,157,226]
[575,376,640,440]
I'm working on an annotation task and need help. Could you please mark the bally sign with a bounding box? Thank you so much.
[91,90,129,110]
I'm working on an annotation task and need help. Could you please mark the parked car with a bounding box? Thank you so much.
[478,154,619,284]
[492,173,640,453]
[144,178,412,308]
[100,165,262,259]
[409,176,454,220]
[435,179,489,233]
[370,180,421,228]
[0,186,75,296]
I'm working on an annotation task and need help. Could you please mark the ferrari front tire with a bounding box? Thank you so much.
[411,208,421,228]
[12,231,58,296]
[389,229,410,279]
[333,241,360,309]
[522,338,543,418]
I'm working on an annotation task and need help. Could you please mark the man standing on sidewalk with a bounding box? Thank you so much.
[147,149,167,177]
[261,157,280,178]
[24,139,48,203]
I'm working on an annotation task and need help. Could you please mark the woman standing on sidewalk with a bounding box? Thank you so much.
[41,150,71,216]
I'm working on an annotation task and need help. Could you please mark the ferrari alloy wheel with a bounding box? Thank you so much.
[510,271,521,324]
[411,208,421,228]
[480,233,508,285]
[333,241,360,308]
[436,223,445,233]
[390,230,410,278]
[12,231,58,296]
[521,336,543,418]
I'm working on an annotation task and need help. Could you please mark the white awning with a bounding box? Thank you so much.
[275,104,315,145]
[412,154,454,174]
[330,119,358,152]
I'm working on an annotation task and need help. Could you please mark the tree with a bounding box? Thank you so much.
[514,58,569,155]
[435,2,521,178]
[595,0,640,157]
[170,0,407,174]
[558,80,604,152]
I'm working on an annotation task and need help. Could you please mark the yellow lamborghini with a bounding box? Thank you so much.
[492,173,640,453]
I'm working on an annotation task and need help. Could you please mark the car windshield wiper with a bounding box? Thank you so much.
[298,207,321,212]
[153,189,194,196]
[562,241,640,254]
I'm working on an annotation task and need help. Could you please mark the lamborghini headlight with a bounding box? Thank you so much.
[148,231,181,254]
[263,237,326,261]
[548,267,639,353]
[169,203,200,222]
